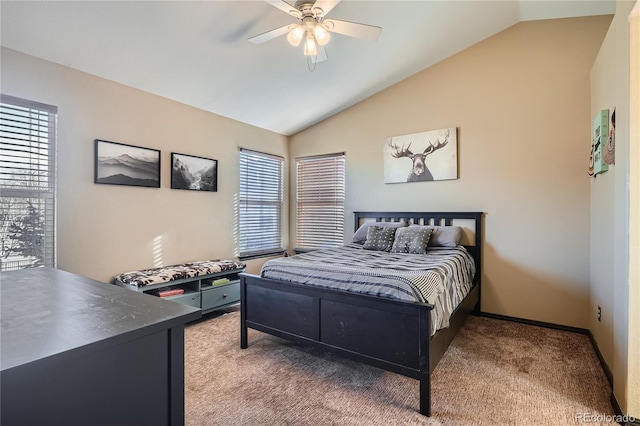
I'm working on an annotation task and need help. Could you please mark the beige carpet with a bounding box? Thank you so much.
[185,309,613,425]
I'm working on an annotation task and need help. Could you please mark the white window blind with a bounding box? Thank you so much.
[0,95,57,271]
[238,149,284,259]
[296,153,345,250]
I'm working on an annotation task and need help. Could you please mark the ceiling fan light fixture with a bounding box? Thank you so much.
[313,23,331,46]
[287,24,304,47]
[248,0,383,69]
[303,33,317,56]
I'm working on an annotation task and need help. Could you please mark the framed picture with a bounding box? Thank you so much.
[384,127,457,183]
[94,139,160,188]
[591,109,609,176]
[604,108,615,166]
[171,153,218,192]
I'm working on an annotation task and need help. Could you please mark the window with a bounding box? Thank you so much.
[296,153,345,250]
[0,95,57,271]
[238,149,284,259]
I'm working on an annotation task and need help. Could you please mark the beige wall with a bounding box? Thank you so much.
[2,10,634,413]
[590,0,638,415]
[289,16,612,329]
[628,2,640,417]
[589,7,621,375]
[0,47,288,282]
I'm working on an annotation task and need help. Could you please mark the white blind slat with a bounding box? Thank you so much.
[0,95,57,271]
[296,154,345,250]
[238,149,284,257]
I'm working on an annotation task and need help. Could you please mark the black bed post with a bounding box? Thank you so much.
[419,298,432,416]
[353,211,361,233]
[240,275,248,349]
[419,374,431,416]
[473,211,483,314]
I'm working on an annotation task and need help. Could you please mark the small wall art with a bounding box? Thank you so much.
[384,127,457,184]
[171,152,218,192]
[94,139,160,188]
[604,107,615,166]
[589,109,609,177]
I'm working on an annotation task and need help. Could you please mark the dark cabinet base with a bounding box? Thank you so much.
[1,268,201,426]
[2,329,177,426]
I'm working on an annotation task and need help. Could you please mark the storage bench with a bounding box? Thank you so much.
[113,259,246,314]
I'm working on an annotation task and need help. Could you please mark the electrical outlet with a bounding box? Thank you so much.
[597,306,602,322]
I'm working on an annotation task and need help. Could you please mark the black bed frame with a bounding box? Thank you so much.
[240,211,483,416]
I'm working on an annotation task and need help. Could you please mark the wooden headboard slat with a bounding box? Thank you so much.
[353,211,483,285]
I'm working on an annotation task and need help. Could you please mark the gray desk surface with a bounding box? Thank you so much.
[1,267,201,372]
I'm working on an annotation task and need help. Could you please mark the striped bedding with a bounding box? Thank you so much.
[260,243,476,335]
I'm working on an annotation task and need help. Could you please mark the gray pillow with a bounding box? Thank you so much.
[409,225,462,247]
[362,226,397,252]
[353,221,407,244]
[391,227,434,254]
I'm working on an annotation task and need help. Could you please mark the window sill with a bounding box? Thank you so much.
[293,248,317,254]
[239,250,286,261]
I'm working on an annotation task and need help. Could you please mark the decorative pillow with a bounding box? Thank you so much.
[362,226,397,252]
[390,226,434,254]
[353,221,407,244]
[409,225,462,247]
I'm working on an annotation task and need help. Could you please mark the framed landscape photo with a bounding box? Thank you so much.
[171,153,218,192]
[94,139,160,188]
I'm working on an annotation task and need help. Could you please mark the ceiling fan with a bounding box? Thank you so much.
[248,0,382,64]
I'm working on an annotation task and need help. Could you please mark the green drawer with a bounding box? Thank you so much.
[163,291,201,308]
[201,282,240,312]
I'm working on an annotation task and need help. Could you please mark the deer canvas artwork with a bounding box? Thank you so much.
[384,127,458,183]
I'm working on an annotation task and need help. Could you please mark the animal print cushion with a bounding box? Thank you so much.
[113,259,246,288]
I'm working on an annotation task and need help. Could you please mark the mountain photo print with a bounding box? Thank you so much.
[171,152,217,192]
[94,139,161,188]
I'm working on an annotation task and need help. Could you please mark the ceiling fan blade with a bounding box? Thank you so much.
[264,0,301,18]
[312,0,341,17]
[248,25,291,45]
[312,46,328,63]
[324,19,382,42]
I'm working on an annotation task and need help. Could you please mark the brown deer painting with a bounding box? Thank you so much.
[386,128,452,182]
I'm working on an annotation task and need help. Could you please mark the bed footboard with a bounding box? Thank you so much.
[239,211,482,417]
[240,273,435,415]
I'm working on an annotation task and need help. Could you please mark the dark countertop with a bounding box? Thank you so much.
[1,267,201,371]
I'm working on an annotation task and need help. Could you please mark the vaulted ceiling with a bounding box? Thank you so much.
[0,1,615,136]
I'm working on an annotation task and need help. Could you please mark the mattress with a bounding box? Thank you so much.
[260,243,476,335]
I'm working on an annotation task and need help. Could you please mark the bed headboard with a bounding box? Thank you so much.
[353,211,483,284]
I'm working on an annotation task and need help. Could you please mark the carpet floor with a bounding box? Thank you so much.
[184,310,613,425]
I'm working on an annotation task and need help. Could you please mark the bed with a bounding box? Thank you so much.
[240,211,483,416]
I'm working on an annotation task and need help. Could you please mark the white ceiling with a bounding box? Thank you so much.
[0,0,614,136]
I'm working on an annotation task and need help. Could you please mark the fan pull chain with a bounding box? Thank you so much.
[307,55,317,72]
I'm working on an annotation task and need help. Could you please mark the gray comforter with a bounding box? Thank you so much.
[260,243,475,335]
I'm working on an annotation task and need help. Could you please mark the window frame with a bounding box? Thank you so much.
[0,94,57,271]
[237,148,285,260]
[295,152,345,252]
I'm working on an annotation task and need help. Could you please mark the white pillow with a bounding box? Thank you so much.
[352,221,407,244]
[409,225,462,247]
